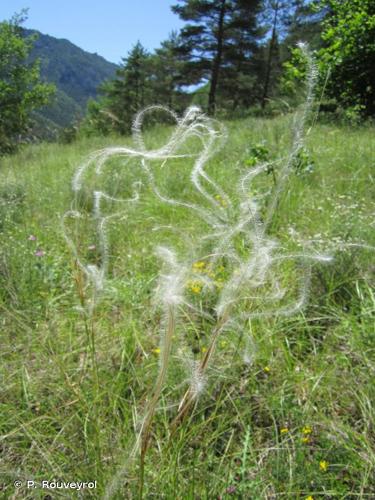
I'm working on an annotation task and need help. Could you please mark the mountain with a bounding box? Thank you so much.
[23,29,118,129]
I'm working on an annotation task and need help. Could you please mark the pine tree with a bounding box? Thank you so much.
[172,0,263,114]
[103,42,153,134]
[259,1,311,109]
[218,1,266,110]
[149,32,186,110]
[284,0,324,50]
[85,37,191,135]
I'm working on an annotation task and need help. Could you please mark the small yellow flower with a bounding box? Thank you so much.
[219,340,228,348]
[152,347,161,354]
[201,346,207,353]
[188,280,202,294]
[193,261,206,271]
[215,194,228,207]
[301,437,310,444]
[305,496,314,500]
[280,427,289,434]
[319,460,329,472]
[263,365,270,373]
[302,425,312,435]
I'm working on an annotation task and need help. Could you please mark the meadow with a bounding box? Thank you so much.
[0,110,374,499]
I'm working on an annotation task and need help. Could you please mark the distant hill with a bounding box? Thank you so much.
[23,29,118,130]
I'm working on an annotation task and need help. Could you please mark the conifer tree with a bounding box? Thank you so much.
[149,32,186,110]
[102,42,152,134]
[259,1,312,109]
[172,0,263,114]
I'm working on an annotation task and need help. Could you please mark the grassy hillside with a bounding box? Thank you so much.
[0,114,374,498]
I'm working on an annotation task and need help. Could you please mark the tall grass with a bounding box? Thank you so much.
[0,63,374,496]
[58,45,373,498]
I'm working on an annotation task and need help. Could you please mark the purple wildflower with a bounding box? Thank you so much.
[28,235,37,241]
[34,249,45,257]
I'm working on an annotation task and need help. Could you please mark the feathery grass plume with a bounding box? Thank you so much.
[64,43,351,498]
[65,103,229,498]
[136,246,188,497]
[171,44,325,426]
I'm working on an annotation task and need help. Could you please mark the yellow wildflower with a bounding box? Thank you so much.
[219,340,228,348]
[319,460,329,472]
[280,427,289,434]
[263,366,270,373]
[188,280,202,293]
[190,283,202,294]
[193,261,206,271]
[152,347,161,354]
[302,425,312,435]
[201,346,207,353]
[305,496,314,500]
[301,437,310,444]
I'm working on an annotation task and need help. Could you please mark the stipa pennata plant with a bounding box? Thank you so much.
[63,43,366,496]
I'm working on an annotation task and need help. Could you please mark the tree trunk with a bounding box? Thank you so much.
[208,0,226,115]
[261,1,279,110]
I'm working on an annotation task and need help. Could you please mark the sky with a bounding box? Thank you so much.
[0,0,184,64]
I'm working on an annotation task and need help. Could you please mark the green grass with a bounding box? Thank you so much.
[0,115,374,499]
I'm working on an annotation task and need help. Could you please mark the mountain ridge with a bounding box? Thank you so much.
[23,28,119,129]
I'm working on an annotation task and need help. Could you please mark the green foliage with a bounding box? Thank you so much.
[317,0,375,117]
[85,42,154,135]
[0,181,26,230]
[84,39,188,136]
[106,42,152,130]
[149,32,187,110]
[281,45,310,96]
[258,0,302,109]
[292,146,315,174]
[81,98,114,136]
[172,0,264,113]
[282,0,324,50]
[57,123,79,144]
[245,142,270,166]
[0,116,373,498]
[0,11,54,154]
[245,140,314,180]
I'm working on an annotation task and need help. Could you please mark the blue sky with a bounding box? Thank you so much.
[0,0,184,64]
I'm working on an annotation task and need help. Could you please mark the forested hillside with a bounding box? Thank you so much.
[24,29,118,128]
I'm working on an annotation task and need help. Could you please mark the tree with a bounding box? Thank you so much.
[259,1,298,109]
[283,0,324,50]
[0,11,54,154]
[317,0,375,117]
[172,0,263,114]
[257,1,322,109]
[149,32,187,110]
[217,1,266,111]
[90,42,153,135]
[85,37,190,136]
[103,41,153,134]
